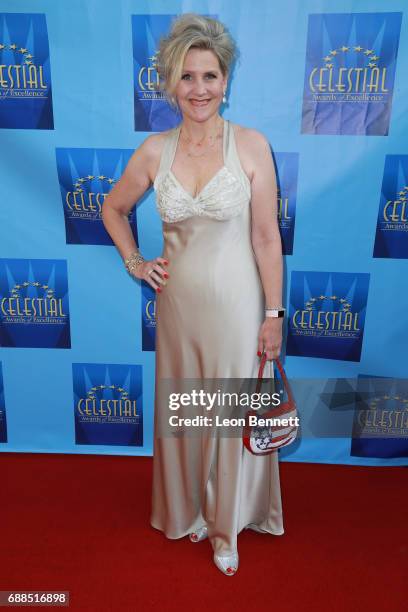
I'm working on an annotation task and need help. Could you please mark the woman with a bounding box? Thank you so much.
[102,14,285,576]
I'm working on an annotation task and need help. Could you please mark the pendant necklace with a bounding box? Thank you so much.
[180,117,223,158]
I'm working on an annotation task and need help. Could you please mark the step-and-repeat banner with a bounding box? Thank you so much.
[0,1,407,465]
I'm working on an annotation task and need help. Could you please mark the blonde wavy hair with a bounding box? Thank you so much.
[154,13,238,111]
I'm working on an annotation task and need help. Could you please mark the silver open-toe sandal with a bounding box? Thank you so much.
[213,552,239,576]
[189,525,208,542]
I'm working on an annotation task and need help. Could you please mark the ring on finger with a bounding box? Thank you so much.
[147,269,154,276]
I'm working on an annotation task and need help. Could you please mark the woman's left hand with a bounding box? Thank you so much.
[257,318,283,361]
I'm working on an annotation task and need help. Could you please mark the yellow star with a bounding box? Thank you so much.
[9,43,17,49]
[326,63,333,69]
[98,175,106,180]
[26,54,33,59]
[107,178,114,183]
[341,46,349,52]
[323,55,331,62]
[0,44,5,49]
[25,60,32,65]
[330,50,338,56]
[371,55,379,61]
[368,62,377,68]
[354,46,363,52]
[364,49,373,55]
[87,175,94,180]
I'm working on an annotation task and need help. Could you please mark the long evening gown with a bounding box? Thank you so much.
[150,117,284,556]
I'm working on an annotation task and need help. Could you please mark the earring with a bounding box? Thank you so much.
[222,91,227,104]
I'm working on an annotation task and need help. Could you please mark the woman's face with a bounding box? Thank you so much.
[174,48,227,120]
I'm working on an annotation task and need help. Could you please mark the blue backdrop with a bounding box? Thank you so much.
[0,0,407,466]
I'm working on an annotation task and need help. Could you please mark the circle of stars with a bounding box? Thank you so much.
[74,175,116,192]
[10,281,55,299]
[397,186,408,203]
[305,296,351,312]
[150,50,159,70]
[369,395,408,409]
[323,46,380,69]
[0,43,35,65]
[86,384,129,401]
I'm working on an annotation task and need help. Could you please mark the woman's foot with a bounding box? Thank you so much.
[189,525,208,543]
[213,552,239,576]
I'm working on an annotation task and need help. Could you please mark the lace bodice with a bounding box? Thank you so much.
[153,119,251,223]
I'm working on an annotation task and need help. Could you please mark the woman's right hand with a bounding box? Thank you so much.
[131,256,169,293]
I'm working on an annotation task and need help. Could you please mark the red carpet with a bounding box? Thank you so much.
[1,453,406,611]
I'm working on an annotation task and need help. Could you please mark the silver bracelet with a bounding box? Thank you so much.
[124,250,145,275]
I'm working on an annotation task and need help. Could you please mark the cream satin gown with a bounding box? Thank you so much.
[150,118,284,556]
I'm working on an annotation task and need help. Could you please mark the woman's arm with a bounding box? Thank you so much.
[248,130,283,360]
[101,136,168,292]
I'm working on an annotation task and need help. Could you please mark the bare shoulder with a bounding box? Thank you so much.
[129,128,173,184]
[231,122,272,182]
[137,129,171,163]
[233,123,270,151]
[142,129,171,155]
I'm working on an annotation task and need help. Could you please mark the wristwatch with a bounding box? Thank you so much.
[265,307,286,318]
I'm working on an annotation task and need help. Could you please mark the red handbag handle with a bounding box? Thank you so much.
[242,354,297,455]
[256,354,295,407]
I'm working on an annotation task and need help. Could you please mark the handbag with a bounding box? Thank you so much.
[243,354,298,455]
